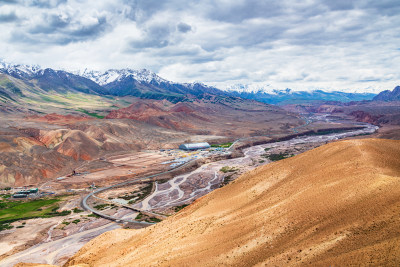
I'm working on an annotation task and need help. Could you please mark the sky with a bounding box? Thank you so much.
[0,0,400,93]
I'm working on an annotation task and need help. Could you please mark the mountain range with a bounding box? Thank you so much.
[0,62,226,104]
[0,61,384,110]
[227,87,376,105]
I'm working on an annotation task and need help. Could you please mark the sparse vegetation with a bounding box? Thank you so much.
[174,204,188,212]
[0,223,13,231]
[211,142,233,148]
[87,213,100,218]
[220,166,238,173]
[76,108,105,119]
[262,152,290,161]
[93,203,113,210]
[147,217,161,223]
[221,174,235,187]
[120,183,153,204]
[72,219,81,224]
[73,208,84,213]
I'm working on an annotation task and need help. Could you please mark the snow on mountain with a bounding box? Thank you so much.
[77,68,170,86]
[224,83,279,94]
[0,61,43,78]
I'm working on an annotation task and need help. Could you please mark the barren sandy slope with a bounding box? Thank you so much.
[23,138,400,266]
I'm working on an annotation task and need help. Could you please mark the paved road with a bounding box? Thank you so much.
[81,157,199,224]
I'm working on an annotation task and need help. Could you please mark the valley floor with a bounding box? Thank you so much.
[0,114,379,266]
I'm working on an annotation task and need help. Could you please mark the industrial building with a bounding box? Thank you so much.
[179,142,211,150]
[12,188,39,198]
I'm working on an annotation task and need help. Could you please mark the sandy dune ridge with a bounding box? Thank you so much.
[17,138,400,266]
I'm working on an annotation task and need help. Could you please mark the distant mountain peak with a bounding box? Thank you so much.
[373,85,400,101]
[0,60,43,78]
[77,68,169,86]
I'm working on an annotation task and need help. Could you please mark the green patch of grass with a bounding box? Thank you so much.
[264,148,271,152]
[76,108,105,119]
[40,95,68,105]
[211,142,233,148]
[62,221,70,225]
[122,183,153,204]
[0,198,60,223]
[0,194,11,200]
[135,213,144,220]
[220,166,238,173]
[87,213,100,218]
[93,204,110,210]
[262,152,290,161]
[0,223,13,231]
[147,217,161,223]
[173,204,188,212]
[16,225,24,228]
[73,208,84,213]
[220,174,235,187]
[0,197,71,231]
[72,219,80,224]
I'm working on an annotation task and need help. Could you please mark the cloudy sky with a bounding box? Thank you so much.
[0,0,400,92]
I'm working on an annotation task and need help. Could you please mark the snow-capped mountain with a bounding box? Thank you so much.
[77,68,170,86]
[225,83,285,94]
[228,86,376,104]
[0,61,44,78]
[0,60,226,102]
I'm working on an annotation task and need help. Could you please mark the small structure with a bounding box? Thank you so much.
[13,188,39,198]
[16,190,30,194]
[179,142,211,151]
[13,193,27,198]
[29,188,38,193]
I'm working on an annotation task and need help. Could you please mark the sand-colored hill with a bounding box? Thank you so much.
[56,138,400,266]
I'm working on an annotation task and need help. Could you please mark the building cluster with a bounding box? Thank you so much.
[13,188,39,198]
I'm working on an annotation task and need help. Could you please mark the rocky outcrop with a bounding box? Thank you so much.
[350,110,382,125]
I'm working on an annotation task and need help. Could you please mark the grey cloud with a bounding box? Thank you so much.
[0,0,18,4]
[122,0,171,22]
[322,0,355,11]
[26,0,67,8]
[153,46,223,64]
[128,24,172,50]
[29,13,71,34]
[71,16,108,38]
[14,14,109,45]
[177,22,191,33]
[206,0,284,23]
[0,11,18,23]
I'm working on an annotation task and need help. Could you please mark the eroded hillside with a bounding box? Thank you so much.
[59,138,400,266]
